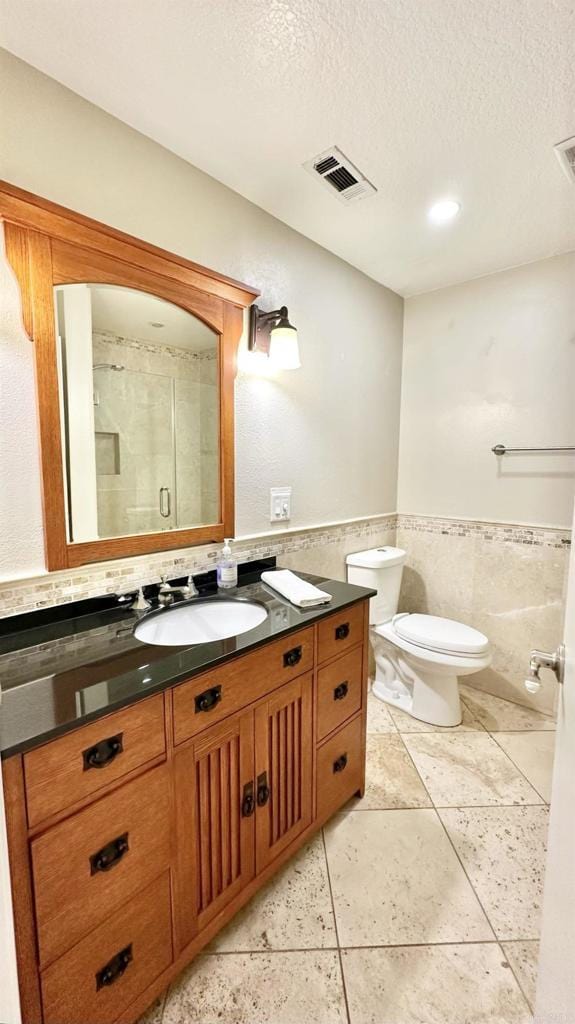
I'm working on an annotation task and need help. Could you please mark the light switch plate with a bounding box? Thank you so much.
[270,487,292,523]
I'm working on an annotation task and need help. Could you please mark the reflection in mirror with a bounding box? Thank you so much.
[54,284,220,542]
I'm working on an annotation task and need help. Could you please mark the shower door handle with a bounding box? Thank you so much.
[159,487,171,518]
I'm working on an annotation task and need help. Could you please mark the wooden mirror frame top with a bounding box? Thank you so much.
[0,181,259,570]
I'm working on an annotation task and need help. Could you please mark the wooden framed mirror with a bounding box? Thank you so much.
[0,182,259,569]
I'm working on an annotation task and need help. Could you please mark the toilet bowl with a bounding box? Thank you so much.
[346,547,491,727]
[374,612,490,726]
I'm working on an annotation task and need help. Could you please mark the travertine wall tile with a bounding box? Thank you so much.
[396,515,570,714]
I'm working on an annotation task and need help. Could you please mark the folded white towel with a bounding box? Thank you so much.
[261,569,332,608]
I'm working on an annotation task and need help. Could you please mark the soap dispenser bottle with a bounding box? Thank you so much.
[217,538,238,589]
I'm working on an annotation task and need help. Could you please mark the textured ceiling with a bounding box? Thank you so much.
[1,0,574,295]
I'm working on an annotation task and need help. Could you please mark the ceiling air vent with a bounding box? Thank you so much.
[304,146,377,204]
[554,136,575,184]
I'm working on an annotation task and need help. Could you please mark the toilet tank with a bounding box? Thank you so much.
[346,547,406,625]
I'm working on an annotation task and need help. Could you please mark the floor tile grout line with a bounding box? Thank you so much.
[498,939,537,1014]
[343,799,547,811]
[458,696,487,732]
[396,732,500,943]
[321,826,353,1024]
[397,722,546,806]
[197,938,541,954]
[460,687,557,726]
[489,731,552,803]
[399,724,544,946]
[478,731,548,803]
[459,693,487,731]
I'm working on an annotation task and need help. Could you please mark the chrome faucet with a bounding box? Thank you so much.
[158,574,198,605]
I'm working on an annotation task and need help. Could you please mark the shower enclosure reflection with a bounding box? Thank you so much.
[55,283,220,542]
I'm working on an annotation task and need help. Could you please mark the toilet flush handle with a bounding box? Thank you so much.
[524,645,565,694]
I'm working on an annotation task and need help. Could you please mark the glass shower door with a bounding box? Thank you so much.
[93,367,176,538]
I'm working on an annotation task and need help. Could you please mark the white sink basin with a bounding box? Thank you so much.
[134,597,268,646]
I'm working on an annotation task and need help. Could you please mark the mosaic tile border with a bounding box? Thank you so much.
[396,514,571,550]
[0,514,397,618]
[93,329,217,363]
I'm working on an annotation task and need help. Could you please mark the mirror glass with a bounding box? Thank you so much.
[54,284,220,542]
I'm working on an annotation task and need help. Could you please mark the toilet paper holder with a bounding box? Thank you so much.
[525,644,565,694]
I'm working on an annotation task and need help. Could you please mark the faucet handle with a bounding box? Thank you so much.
[186,573,199,596]
[133,588,151,611]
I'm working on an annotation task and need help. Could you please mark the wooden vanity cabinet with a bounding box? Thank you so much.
[3,600,369,1024]
[254,673,313,873]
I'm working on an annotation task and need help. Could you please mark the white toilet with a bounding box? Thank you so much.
[346,547,491,727]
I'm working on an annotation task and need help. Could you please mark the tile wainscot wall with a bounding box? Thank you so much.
[0,513,568,716]
[396,516,569,715]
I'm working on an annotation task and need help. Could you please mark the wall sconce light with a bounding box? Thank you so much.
[248,305,301,369]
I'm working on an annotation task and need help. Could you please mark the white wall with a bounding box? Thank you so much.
[0,226,45,580]
[398,253,575,528]
[0,50,403,582]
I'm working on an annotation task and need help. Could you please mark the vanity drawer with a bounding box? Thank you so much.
[316,715,364,822]
[24,694,166,827]
[32,764,171,967]
[316,646,364,742]
[173,626,314,745]
[41,872,173,1024]
[317,602,365,665]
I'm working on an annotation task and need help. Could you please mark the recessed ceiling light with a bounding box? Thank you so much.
[428,199,461,225]
[149,321,164,328]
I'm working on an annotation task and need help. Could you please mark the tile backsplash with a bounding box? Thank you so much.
[0,514,398,618]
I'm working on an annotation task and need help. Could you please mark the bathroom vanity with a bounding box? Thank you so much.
[1,573,373,1024]
[0,183,373,1023]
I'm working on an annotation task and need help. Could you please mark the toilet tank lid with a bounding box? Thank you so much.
[346,547,406,569]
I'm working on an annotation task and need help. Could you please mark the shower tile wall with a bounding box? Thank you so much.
[396,516,570,715]
[92,332,217,536]
[199,354,219,524]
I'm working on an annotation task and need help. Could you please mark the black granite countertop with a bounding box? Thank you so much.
[0,564,374,759]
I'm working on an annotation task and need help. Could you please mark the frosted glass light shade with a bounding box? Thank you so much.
[269,325,301,369]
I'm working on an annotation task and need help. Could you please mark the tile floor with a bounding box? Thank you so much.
[142,685,556,1024]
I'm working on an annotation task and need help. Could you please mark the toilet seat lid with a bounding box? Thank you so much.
[393,613,489,655]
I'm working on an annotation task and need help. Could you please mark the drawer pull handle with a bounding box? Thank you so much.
[90,833,129,875]
[283,645,302,668]
[257,771,270,807]
[335,622,350,641]
[83,733,124,771]
[195,685,222,714]
[333,682,349,701]
[333,753,348,773]
[96,943,133,990]
[242,781,255,817]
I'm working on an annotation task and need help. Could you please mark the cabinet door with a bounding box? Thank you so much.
[254,674,313,874]
[174,710,255,948]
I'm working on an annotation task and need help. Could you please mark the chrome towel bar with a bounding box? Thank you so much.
[492,444,575,456]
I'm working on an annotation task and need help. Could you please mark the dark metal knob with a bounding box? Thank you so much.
[257,772,270,807]
[335,622,350,641]
[83,733,124,771]
[333,753,348,773]
[333,682,349,701]
[96,944,133,990]
[242,781,255,817]
[283,645,302,668]
[90,833,130,875]
[195,685,222,714]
